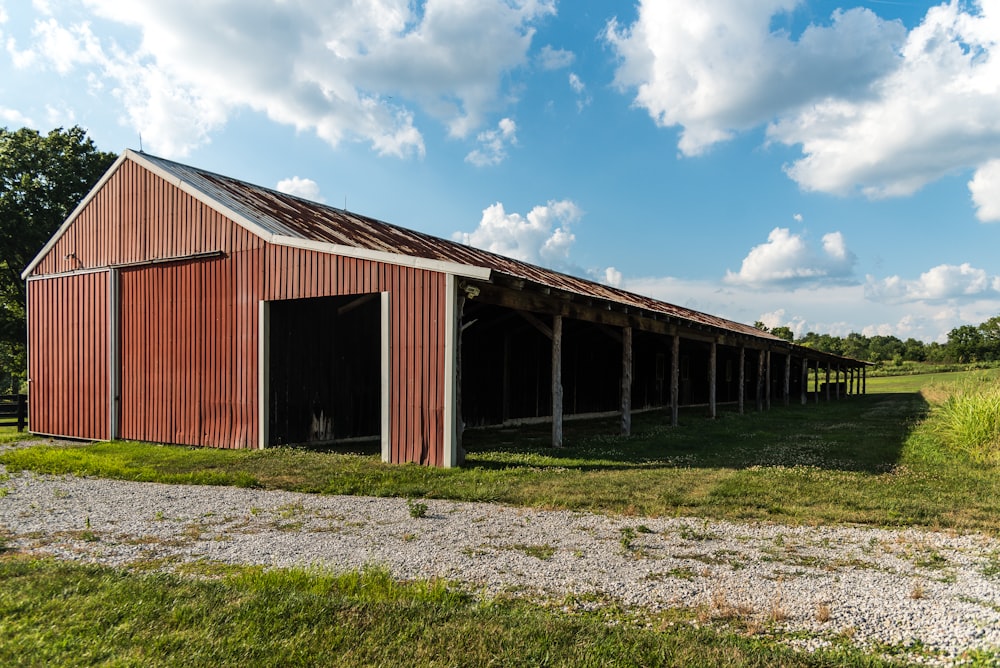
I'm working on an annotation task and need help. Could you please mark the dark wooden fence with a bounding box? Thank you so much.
[0,394,27,431]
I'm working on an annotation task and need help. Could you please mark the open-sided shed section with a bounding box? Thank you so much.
[22,150,868,466]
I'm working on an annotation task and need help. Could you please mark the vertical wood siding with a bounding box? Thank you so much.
[118,244,261,449]
[29,158,449,464]
[265,246,447,466]
[27,272,109,440]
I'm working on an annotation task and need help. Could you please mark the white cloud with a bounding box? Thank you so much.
[465,117,517,166]
[792,213,803,223]
[602,266,623,288]
[568,72,591,111]
[772,2,1000,198]
[537,45,574,70]
[865,262,1000,304]
[454,199,582,267]
[276,176,324,203]
[724,227,856,287]
[605,1,903,157]
[605,1,1000,208]
[22,0,554,157]
[969,159,1000,222]
[0,107,33,126]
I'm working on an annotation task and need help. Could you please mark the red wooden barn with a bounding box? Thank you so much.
[22,150,867,466]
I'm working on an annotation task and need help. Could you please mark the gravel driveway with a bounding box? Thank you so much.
[1,456,998,666]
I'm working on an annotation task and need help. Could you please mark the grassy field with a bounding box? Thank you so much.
[2,371,999,666]
[2,372,998,532]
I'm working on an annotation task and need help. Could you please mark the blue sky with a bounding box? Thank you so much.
[2,0,999,343]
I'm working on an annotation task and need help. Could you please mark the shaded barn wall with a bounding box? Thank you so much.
[28,159,451,465]
[26,271,109,440]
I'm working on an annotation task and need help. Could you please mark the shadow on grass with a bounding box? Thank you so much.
[461,392,929,475]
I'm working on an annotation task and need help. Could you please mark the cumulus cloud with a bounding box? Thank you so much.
[605,1,1000,206]
[568,72,591,111]
[276,176,324,203]
[454,199,582,268]
[605,1,903,157]
[537,45,574,70]
[19,0,554,157]
[465,117,517,166]
[0,107,33,126]
[865,263,1000,304]
[724,227,856,287]
[772,2,1000,197]
[969,159,1000,222]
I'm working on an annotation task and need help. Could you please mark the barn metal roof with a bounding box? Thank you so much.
[25,149,869,363]
[128,151,796,346]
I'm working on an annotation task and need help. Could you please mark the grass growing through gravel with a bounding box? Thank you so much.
[2,370,998,533]
[0,555,894,667]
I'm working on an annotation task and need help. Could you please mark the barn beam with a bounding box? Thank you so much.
[783,352,791,407]
[552,314,563,448]
[708,340,717,419]
[800,356,808,405]
[671,334,680,427]
[621,326,632,436]
[738,345,745,415]
[766,349,772,411]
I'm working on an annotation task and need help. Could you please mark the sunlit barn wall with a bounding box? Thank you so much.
[26,158,450,464]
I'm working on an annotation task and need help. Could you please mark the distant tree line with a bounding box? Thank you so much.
[754,317,1000,366]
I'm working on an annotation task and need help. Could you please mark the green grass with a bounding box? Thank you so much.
[0,425,31,444]
[2,370,998,533]
[0,555,897,667]
[920,376,1000,466]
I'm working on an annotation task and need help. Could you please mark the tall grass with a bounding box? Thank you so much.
[922,377,1000,466]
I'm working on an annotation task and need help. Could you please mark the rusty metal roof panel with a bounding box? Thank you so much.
[138,152,786,343]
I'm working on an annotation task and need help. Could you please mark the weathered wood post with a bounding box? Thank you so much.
[800,356,808,405]
[825,362,831,401]
[552,314,563,448]
[738,345,746,415]
[621,326,632,436]
[756,349,765,412]
[783,352,791,407]
[765,349,772,411]
[671,333,680,427]
[708,340,717,419]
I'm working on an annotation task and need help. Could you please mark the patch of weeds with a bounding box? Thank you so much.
[154,510,166,521]
[406,498,428,519]
[981,551,1000,579]
[52,488,69,499]
[461,546,490,557]
[678,520,718,542]
[910,582,925,600]
[0,487,8,498]
[509,543,556,560]
[635,524,654,534]
[401,532,418,542]
[619,526,636,553]
[815,602,832,623]
[650,566,698,581]
[277,502,305,519]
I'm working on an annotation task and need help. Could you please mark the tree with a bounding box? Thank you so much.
[770,325,794,342]
[0,126,116,390]
[946,325,984,363]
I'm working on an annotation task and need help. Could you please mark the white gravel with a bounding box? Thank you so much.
[1,460,999,665]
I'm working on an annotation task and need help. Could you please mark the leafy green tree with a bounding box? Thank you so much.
[0,126,116,390]
[978,316,1000,361]
[946,325,985,363]
[770,325,794,342]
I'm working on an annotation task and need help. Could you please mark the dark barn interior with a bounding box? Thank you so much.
[267,294,381,445]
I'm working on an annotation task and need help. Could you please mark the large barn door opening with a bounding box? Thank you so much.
[264,294,381,447]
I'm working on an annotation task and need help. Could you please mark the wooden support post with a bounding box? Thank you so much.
[813,360,819,404]
[708,340,717,419]
[738,346,746,415]
[671,334,680,427]
[552,315,563,448]
[765,350,772,411]
[621,326,632,436]
[756,349,765,412]
[783,352,790,407]
[863,366,867,395]
[502,333,510,422]
[835,365,841,400]
[825,362,831,401]
[800,356,808,405]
